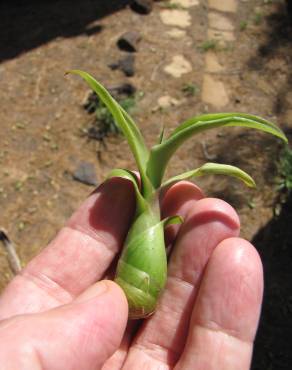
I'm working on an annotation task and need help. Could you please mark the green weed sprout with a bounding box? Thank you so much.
[68,70,287,319]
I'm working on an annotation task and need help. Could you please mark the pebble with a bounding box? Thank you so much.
[73,162,98,186]
[117,31,142,52]
[107,83,137,98]
[130,0,153,14]
[109,54,135,77]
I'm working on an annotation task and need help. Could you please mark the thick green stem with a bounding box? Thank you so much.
[115,195,167,319]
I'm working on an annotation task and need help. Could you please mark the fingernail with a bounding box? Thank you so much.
[75,281,109,303]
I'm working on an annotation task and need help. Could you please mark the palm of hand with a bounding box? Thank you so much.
[0,178,262,370]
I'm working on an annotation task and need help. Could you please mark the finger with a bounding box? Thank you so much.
[0,177,136,319]
[123,197,240,369]
[175,238,263,370]
[161,181,204,247]
[0,281,128,370]
[102,321,140,370]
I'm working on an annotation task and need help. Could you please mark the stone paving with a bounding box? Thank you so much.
[159,0,238,108]
[201,0,237,107]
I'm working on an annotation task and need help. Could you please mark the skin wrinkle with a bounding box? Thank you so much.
[77,316,113,368]
[63,224,115,273]
[177,324,252,370]
[19,270,74,306]
[192,321,253,346]
[25,226,115,298]
[66,223,119,255]
[171,230,237,287]
[30,344,45,370]
[124,346,171,370]
[0,317,43,370]
[129,265,200,367]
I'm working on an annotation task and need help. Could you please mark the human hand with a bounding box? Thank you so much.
[0,177,263,369]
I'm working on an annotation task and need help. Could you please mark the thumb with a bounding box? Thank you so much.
[0,280,128,370]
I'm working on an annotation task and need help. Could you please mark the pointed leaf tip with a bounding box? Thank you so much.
[162,162,256,189]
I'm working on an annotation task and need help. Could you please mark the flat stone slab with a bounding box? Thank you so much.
[208,0,237,13]
[160,9,191,28]
[208,29,235,42]
[202,74,229,108]
[166,28,187,39]
[205,51,224,72]
[164,55,192,78]
[208,12,234,31]
[170,0,199,7]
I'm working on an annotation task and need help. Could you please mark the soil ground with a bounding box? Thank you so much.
[0,0,291,368]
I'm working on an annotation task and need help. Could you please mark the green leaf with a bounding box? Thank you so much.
[171,113,285,136]
[67,70,152,195]
[161,162,256,188]
[147,113,287,188]
[107,168,148,216]
[158,127,165,144]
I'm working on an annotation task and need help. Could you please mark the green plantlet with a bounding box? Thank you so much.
[182,83,199,97]
[85,93,136,139]
[278,146,292,192]
[254,11,263,25]
[240,20,248,31]
[67,70,287,319]
[199,39,217,52]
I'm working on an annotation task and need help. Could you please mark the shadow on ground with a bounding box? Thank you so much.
[208,131,282,210]
[0,0,131,63]
[243,4,292,368]
[247,1,292,122]
[251,191,292,370]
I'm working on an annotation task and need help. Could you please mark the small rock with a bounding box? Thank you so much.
[160,9,191,28]
[73,162,98,186]
[119,54,135,76]
[117,31,142,52]
[164,55,192,78]
[109,54,135,77]
[107,83,137,99]
[130,0,153,14]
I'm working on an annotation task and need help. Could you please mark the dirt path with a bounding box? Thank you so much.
[0,0,291,368]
